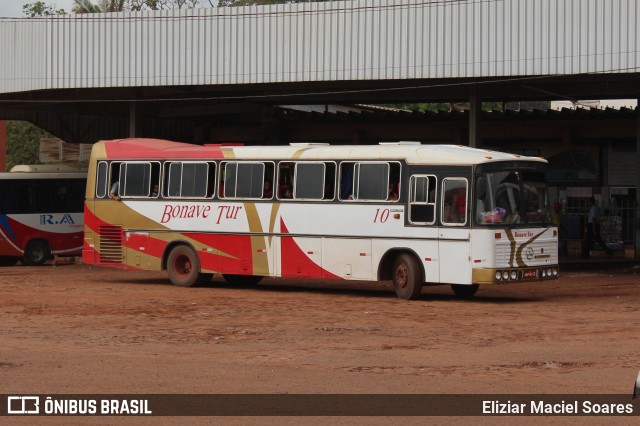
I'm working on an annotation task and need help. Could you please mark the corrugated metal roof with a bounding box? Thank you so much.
[1,0,638,94]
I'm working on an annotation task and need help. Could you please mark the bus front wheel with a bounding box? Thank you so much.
[167,245,211,287]
[22,240,50,266]
[451,284,479,298]
[392,253,423,300]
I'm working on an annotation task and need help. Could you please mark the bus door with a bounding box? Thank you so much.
[407,175,440,283]
[438,178,471,284]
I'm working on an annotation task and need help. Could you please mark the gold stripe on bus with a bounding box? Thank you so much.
[221,148,236,159]
[505,228,550,268]
[292,148,311,159]
[243,203,269,275]
[88,202,238,261]
[505,229,517,268]
[514,228,548,267]
[268,203,281,245]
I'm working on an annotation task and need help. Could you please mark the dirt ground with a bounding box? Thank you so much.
[1,261,639,421]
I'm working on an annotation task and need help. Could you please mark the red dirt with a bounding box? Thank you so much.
[1,262,639,418]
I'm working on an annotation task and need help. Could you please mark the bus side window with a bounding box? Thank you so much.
[355,162,390,201]
[324,163,336,200]
[165,161,213,199]
[339,162,354,200]
[277,162,294,200]
[223,162,266,199]
[409,175,436,224]
[263,162,275,199]
[340,161,392,201]
[149,162,161,198]
[294,162,325,200]
[388,162,401,201]
[109,162,122,199]
[96,161,108,198]
[441,178,468,225]
[120,162,153,197]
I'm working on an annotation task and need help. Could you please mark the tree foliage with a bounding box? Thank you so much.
[6,122,48,170]
[129,0,200,10]
[22,1,66,17]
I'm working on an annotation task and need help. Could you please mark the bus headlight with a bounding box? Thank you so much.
[552,268,558,277]
[495,271,502,281]
[510,271,518,280]
[501,271,510,280]
[541,269,547,278]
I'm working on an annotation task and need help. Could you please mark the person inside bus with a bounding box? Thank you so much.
[263,179,273,198]
[447,187,466,223]
[388,183,399,201]
[109,181,121,201]
[279,183,292,199]
[151,183,159,197]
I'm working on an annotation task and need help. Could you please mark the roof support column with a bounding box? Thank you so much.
[636,101,640,258]
[129,101,137,137]
[0,120,6,172]
[469,85,480,148]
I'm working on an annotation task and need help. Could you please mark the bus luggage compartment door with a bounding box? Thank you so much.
[322,238,372,280]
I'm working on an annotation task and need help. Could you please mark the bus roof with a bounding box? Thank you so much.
[95,138,547,166]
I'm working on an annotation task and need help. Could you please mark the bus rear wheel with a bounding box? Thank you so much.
[22,240,50,266]
[451,284,479,298]
[166,245,211,287]
[0,256,20,266]
[392,253,423,300]
[222,274,263,286]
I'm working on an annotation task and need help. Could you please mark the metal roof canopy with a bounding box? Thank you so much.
[0,0,638,143]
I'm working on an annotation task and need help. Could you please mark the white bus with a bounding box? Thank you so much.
[0,164,87,266]
[83,138,558,299]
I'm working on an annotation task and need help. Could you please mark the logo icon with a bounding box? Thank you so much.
[525,247,534,260]
[7,396,40,414]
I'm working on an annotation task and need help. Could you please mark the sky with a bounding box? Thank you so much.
[0,0,75,18]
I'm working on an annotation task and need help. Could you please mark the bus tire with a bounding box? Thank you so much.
[222,274,263,286]
[22,240,50,266]
[451,284,479,298]
[167,245,209,287]
[0,256,20,266]
[392,253,422,300]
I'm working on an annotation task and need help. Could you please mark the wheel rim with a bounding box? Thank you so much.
[29,245,44,262]
[173,255,192,278]
[394,263,408,288]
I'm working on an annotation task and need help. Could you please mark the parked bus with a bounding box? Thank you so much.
[0,164,87,266]
[83,138,558,299]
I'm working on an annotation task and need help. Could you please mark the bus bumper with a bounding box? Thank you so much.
[472,266,559,284]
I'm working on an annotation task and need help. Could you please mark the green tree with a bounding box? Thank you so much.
[22,1,66,17]
[6,122,49,170]
[72,0,126,13]
[128,0,200,10]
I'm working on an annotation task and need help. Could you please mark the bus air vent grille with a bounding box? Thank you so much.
[99,225,123,264]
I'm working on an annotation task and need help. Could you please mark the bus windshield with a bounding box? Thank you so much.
[475,170,550,226]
